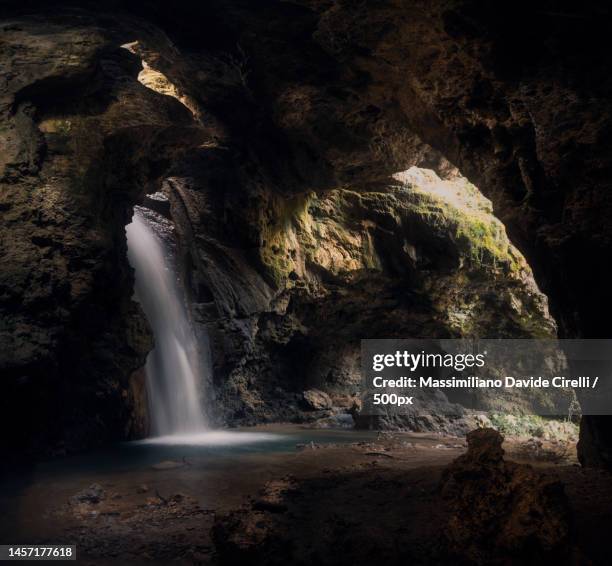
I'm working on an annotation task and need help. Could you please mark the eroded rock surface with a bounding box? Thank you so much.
[178,165,555,427]
[0,16,210,457]
[440,428,571,564]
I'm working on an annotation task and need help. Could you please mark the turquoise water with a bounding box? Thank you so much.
[6,427,378,480]
[0,427,379,542]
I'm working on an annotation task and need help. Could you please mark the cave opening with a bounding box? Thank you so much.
[391,164,574,431]
[120,40,199,118]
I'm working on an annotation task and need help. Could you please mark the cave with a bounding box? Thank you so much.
[2,1,612,564]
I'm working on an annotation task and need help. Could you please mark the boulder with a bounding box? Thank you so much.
[440,428,571,565]
[301,389,333,411]
[71,483,105,505]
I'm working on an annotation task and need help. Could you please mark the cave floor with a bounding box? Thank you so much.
[0,426,610,565]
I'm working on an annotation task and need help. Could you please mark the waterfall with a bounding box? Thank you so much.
[126,207,207,436]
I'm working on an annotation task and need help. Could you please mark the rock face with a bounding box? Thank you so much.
[302,389,333,411]
[176,164,554,426]
[1,2,612,464]
[0,16,209,457]
[440,428,571,564]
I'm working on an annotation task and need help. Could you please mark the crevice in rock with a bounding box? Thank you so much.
[120,41,200,119]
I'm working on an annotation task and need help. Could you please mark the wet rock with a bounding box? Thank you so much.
[313,412,354,429]
[206,177,558,431]
[0,17,200,459]
[296,441,321,451]
[142,192,171,218]
[440,428,571,564]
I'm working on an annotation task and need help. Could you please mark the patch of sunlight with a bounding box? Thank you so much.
[394,166,492,215]
[392,165,558,337]
[393,166,523,271]
[120,41,198,117]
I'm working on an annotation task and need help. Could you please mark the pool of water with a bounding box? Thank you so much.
[0,427,416,544]
[2,426,379,483]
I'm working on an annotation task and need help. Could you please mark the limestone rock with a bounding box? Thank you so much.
[440,428,571,564]
[301,389,333,411]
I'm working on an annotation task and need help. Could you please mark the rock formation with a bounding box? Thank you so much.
[440,428,571,564]
[0,16,208,457]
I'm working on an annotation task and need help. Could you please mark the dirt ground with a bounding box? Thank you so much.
[0,427,610,565]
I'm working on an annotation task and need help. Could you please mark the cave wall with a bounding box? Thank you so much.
[161,0,610,462]
[2,1,612,465]
[166,163,555,427]
[0,16,210,458]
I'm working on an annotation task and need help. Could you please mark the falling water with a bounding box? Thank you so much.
[126,207,207,436]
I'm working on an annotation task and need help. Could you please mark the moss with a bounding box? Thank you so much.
[405,188,522,273]
[360,230,379,270]
[456,216,517,269]
[39,117,73,136]
[260,193,312,288]
[487,413,578,441]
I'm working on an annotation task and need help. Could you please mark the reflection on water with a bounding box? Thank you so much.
[3,428,378,481]
[0,427,379,545]
[136,431,287,446]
